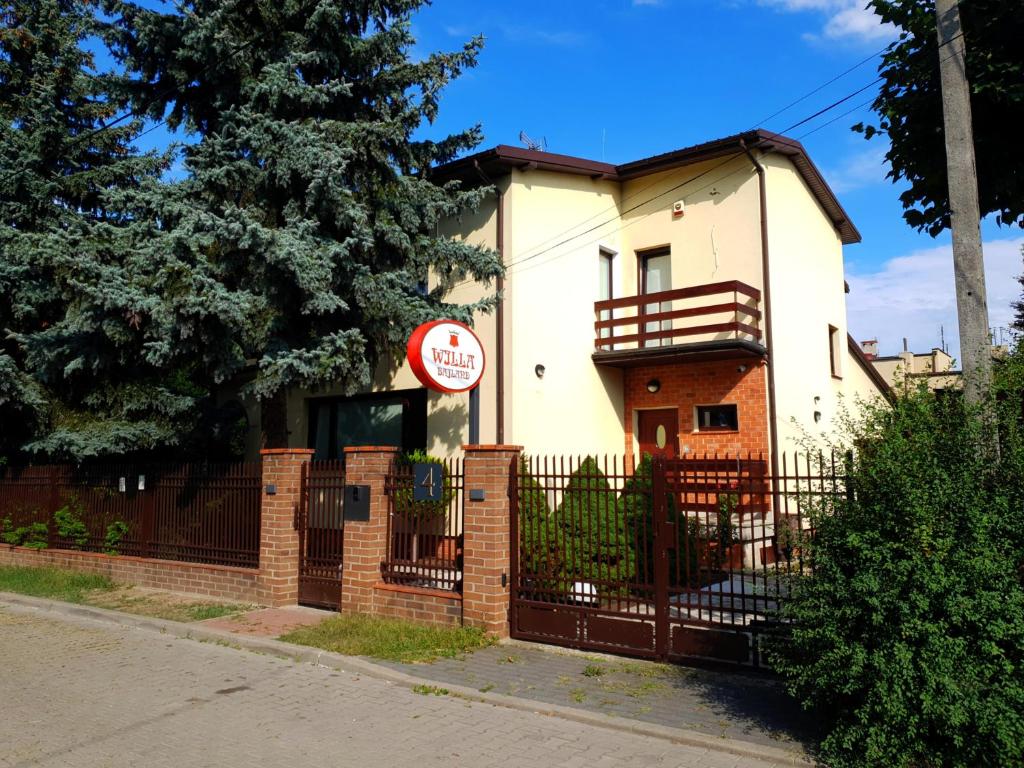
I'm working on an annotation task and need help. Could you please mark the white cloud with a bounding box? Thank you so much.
[499,24,586,47]
[760,0,897,44]
[824,145,888,194]
[846,237,1024,359]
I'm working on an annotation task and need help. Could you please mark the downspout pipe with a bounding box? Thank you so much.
[740,139,782,527]
[473,160,505,444]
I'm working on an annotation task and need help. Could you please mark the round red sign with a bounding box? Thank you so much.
[407,319,486,394]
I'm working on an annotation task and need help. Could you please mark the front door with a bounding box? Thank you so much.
[637,409,679,459]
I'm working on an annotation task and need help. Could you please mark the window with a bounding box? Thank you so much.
[598,248,615,340]
[829,325,842,378]
[307,389,427,460]
[695,404,739,432]
[638,246,672,348]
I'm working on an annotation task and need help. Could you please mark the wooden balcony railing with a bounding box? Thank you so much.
[594,280,762,352]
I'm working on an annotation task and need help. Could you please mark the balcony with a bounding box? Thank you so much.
[593,280,765,367]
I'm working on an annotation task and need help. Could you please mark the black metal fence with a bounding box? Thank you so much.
[0,463,262,568]
[383,457,464,592]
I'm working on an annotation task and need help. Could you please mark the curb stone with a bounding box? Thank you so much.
[0,592,813,766]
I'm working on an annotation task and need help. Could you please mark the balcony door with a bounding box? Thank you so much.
[639,247,671,348]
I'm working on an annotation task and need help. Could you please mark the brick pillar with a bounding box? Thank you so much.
[259,448,313,607]
[461,444,522,638]
[340,446,399,616]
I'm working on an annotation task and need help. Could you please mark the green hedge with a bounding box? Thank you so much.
[768,358,1024,768]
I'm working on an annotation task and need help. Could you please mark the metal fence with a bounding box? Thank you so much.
[0,463,262,568]
[298,460,347,609]
[383,457,464,592]
[511,452,844,665]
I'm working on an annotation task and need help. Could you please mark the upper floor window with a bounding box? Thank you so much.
[638,246,671,348]
[598,248,615,340]
[829,325,842,378]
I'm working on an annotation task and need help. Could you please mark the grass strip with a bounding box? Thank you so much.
[0,565,115,603]
[279,613,495,663]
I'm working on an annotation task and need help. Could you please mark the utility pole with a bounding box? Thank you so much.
[935,0,991,404]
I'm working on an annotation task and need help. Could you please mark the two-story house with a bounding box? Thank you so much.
[246,129,888,465]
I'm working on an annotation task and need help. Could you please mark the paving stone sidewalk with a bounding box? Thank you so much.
[195,605,816,756]
[0,606,793,768]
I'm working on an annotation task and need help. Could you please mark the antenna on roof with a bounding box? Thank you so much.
[519,131,547,152]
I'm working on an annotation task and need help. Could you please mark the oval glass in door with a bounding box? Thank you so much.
[655,424,667,449]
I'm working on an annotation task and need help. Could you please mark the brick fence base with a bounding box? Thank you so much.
[371,583,462,627]
[0,545,261,603]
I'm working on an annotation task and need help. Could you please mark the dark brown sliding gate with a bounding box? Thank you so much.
[510,453,835,667]
[298,460,346,609]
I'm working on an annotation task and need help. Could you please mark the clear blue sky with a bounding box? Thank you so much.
[128,0,1024,357]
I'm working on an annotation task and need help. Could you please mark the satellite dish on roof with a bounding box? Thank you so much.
[519,131,547,152]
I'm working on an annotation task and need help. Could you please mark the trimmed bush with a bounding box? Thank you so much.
[768,373,1024,768]
[556,457,636,593]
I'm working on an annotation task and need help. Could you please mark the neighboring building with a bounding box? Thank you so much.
[861,339,962,393]
[242,129,889,464]
[862,338,1008,393]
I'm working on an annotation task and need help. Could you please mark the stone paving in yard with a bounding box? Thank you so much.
[376,644,816,753]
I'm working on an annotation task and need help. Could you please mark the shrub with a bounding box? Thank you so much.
[556,457,636,593]
[54,498,89,549]
[767,380,1024,768]
[516,457,559,582]
[2,522,49,549]
[103,521,130,555]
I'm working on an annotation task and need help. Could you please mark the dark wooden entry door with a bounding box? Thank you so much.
[638,409,679,459]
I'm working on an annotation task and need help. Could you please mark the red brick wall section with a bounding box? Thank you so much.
[624,359,770,461]
[371,582,462,627]
[461,444,522,638]
[258,449,312,606]
[0,545,261,602]
[340,447,398,616]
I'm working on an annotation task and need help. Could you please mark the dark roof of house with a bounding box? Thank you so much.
[431,129,860,244]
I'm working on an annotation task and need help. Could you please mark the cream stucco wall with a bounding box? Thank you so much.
[501,168,626,456]
[762,152,884,453]
[618,155,764,294]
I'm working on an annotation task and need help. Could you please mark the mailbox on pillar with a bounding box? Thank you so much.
[406,319,486,444]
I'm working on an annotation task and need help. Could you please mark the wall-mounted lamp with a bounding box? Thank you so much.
[814,411,823,423]
[646,379,661,394]
[138,475,146,491]
[534,364,545,379]
[737,364,748,373]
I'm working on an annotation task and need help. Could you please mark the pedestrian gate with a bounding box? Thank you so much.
[297,461,346,609]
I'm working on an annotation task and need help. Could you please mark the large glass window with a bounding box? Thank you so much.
[640,247,672,348]
[598,248,615,341]
[308,389,427,460]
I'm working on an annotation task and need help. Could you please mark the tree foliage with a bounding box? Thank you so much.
[100,0,502,447]
[0,0,168,459]
[856,0,1024,236]
[0,1,502,460]
[768,364,1024,767]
